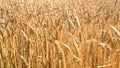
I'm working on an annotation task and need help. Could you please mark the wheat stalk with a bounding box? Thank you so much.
[18,55,28,67]
[110,24,120,38]
[74,16,81,28]
[28,23,37,36]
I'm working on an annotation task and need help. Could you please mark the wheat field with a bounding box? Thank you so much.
[0,0,120,68]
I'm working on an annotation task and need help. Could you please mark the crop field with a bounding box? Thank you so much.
[0,0,120,68]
